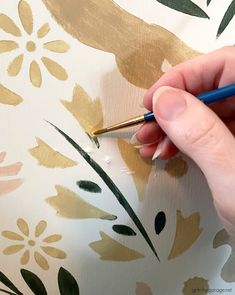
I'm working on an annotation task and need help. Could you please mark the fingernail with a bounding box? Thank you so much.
[152,137,169,160]
[130,133,141,145]
[153,86,187,121]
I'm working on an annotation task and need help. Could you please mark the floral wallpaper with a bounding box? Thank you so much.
[0,0,235,294]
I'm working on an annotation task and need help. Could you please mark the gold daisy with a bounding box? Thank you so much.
[2,218,66,270]
[0,0,69,87]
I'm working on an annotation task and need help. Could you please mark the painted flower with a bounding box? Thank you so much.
[0,0,69,87]
[2,218,66,270]
[0,152,23,196]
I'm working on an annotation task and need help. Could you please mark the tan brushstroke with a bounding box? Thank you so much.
[41,57,68,80]
[0,162,22,176]
[0,84,23,106]
[3,244,24,255]
[34,251,49,270]
[29,61,42,88]
[37,23,50,38]
[21,250,30,265]
[0,40,18,53]
[46,185,116,220]
[35,220,47,237]
[136,282,153,295]
[17,218,29,237]
[43,40,70,53]
[29,138,77,168]
[89,231,144,261]
[42,0,200,89]
[61,85,103,133]
[213,229,235,282]
[43,234,62,243]
[18,0,33,35]
[0,14,21,36]
[0,179,23,196]
[168,210,203,260]
[41,246,66,259]
[164,156,188,178]
[183,277,209,295]
[118,139,152,201]
[2,231,24,241]
[8,54,24,76]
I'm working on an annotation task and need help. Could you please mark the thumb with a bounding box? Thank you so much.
[153,86,235,232]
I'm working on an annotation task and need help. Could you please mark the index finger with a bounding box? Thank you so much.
[144,46,235,110]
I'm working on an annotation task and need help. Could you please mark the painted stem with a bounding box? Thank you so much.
[49,122,160,261]
[0,289,17,295]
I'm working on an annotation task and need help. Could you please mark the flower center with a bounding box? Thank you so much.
[28,239,36,247]
[26,41,36,52]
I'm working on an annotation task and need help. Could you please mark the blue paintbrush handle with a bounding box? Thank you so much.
[144,83,235,122]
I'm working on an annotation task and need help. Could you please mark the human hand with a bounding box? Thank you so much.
[136,46,235,236]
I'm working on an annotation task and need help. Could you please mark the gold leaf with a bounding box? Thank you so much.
[35,220,47,237]
[0,14,21,36]
[29,61,42,88]
[0,40,18,53]
[18,0,33,35]
[164,156,188,178]
[17,218,29,237]
[3,244,24,255]
[183,277,209,295]
[41,246,66,259]
[41,57,68,80]
[2,231,24,241]
[0,84,23,106]
[89,231,144,261]
[43,40,70,53]
[61,85,103,134]
[21,250,30,265]
[37,23,50,38]
[46,185,116,220]
[117,139,152,201]
[168,210,203,260]
[29,138,77,168]
[43,234,62,243]
[8,54,24,76]
[34,251,49,270]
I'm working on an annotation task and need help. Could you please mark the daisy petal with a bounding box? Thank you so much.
[17,218,29,237]
[43,40,70,53]
[41,57,68,81]
[34,251,49,270]
[37,23,50,38]
[21,249,30,265]
[35,220,47,237]
[2,231,24,241]
[8,54,24,76]
[30,61,42,88]
[41,246,66,259]
[0,14,21,37]
[43,234,62,243]
[0,40,18,53]
[18,0,33,35]
[3,244,25,255]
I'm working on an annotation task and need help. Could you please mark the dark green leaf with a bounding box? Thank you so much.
[77,180,102,193]
[154,211,166,235]
[0,272,22,295]
[207,0,212,5]
[112,224,137,236]
[157,0,209,18]
[49,122,160,261]
[217,0,235,37]
[0,288,18,295]
[58,268,79,295]
[20,269,47,295]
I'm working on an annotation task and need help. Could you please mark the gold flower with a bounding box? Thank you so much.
[2,218,66,270]
[0,0,69,87]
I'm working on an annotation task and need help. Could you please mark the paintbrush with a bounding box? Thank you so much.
[92,83,235,136]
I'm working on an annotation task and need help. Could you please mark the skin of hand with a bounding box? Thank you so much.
[136,46,235,236]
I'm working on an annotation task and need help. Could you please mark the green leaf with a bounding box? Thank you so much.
[0,272,22,295]
[49,122,160,261]
[77,180,102,193]
[58,268,79,295]
[154,211,166,235]
[207,0,212,5]
[217,0,235,37]
[20,269,47,295]
[157,0,209,18]
[112,224,137,236]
